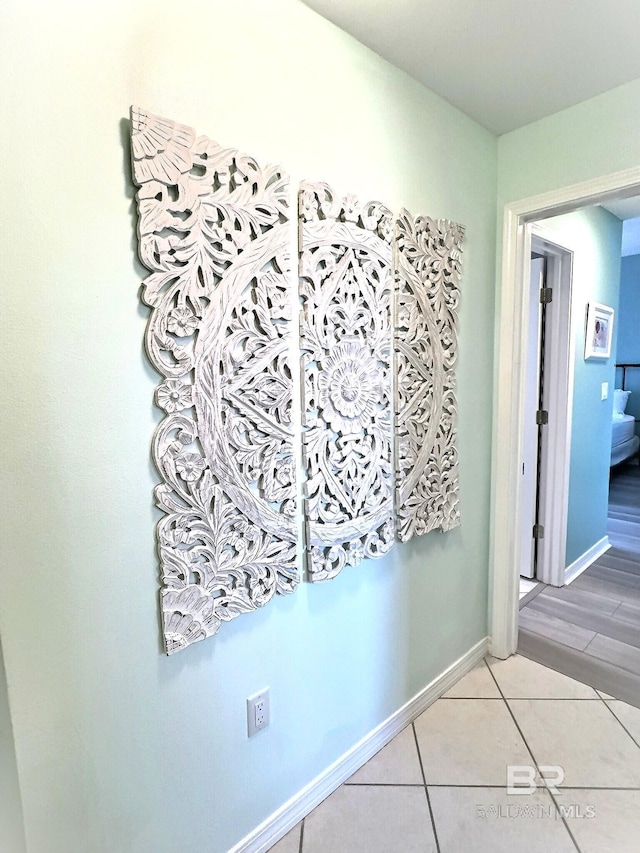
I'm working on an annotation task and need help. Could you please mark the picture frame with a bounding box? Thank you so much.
[584,302,614,360]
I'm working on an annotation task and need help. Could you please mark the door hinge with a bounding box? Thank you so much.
[536,409,549,425]
[533,523,545,539]
[540,287,553,304]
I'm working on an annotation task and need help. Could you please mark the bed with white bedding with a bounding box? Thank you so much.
[611,389,640,467]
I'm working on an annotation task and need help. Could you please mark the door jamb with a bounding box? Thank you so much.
[529,226,575,588]
[488,166,640,659]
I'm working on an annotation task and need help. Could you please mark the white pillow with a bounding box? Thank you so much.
[613,389,631,415]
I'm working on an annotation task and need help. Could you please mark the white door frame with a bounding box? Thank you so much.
[488,165,640,659]
[528,227,575,588]
[519,253,545,580]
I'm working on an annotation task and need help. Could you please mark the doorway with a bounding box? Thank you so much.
[489,166,640,660]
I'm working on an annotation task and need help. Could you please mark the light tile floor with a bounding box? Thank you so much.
[269,655,640,853]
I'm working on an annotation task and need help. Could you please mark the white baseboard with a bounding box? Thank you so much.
[230,636,489,853]
[564,536,610,585]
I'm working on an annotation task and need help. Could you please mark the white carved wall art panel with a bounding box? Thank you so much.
[299,182,395,580]
[394,209,464,542]
[130,106,298,654]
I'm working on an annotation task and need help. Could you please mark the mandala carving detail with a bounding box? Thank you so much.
[299,182,395,580]
[395,208,464,541]
[130,106,297,654]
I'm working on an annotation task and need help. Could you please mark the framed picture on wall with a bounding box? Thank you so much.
[585,302,614,360]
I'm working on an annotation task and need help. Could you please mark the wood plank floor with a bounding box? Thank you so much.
[518,463,640,707]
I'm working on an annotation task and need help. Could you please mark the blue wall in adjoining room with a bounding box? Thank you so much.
[616,254,640,435]
[540,207,623,568]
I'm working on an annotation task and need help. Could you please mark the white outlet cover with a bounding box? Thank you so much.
[601,381,609,400]
[247,689,270,737]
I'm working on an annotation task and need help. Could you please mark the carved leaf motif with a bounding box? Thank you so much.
[299,182,395,581]
[394,208,464,542]
[131,107,298,654]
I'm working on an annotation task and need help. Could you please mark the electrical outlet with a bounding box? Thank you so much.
[247,689,270,737]
[601,381,609,401]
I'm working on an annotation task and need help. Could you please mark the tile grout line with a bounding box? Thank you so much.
[412,721,440,853]
[485,658,583,853]
[344,782,426,787]
[441,696,603,701]
[600,701,640,753]
[424,784,640,790]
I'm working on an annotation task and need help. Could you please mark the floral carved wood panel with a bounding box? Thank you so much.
[395,209,464,542]
[299,182,395,580]
[130,107,298,654]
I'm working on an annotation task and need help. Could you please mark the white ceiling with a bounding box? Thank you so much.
[301,0,640,135]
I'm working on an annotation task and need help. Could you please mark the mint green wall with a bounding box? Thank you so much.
[498,77,640,205]
[539,209,622,567]
[617,255,640,433]
[0,2,497,851]
[0,637,26,853]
